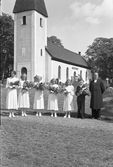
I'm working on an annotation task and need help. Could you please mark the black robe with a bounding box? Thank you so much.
[89,78,105,109]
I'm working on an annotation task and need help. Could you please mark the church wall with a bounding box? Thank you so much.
[14,10,47,81]
[45,51,51,82]
[14,11,34,80]
[34,11,47,81]
[14,11,32,63]
[51,60,91,83]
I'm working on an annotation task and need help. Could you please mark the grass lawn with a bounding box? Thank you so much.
[1,86,113,167]
[1,116,113,167]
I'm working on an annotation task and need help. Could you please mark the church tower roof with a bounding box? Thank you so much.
[13,0,48,17]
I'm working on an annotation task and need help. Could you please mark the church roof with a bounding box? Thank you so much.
[13,0,48,17]
[46,41,90,69]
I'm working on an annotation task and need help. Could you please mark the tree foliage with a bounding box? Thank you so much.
[48,36,64,47]
[85,37,113,79]
[0,13,14,79]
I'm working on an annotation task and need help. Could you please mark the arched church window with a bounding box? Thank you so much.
[80,70,82,78]
[66,67,69,80]
[23,16,26,25]
[41,49,43,56]
[58,66,61,79]
[21,67,27,74]
[74,71,76,77]
[40,18,43,27]
[86,71,88,81]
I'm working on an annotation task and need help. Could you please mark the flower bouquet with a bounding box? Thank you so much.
[22,81,33,93]
[63,89,69,96]
[79,85,89,96]
[82,87,89,96]
[49,85,60,94]
[34,82,45,91]
[10,80,19,88]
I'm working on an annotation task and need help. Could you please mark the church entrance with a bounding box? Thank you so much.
[21,67,27,74]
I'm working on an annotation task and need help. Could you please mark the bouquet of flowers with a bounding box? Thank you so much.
[78,85,89,96]
[22,81,33,92]
[22,81,30,90]
[49,85,60,94]
[63,89,69,96]
[34,82,45,91]
[82,87,89,96]
[10,80,19,88]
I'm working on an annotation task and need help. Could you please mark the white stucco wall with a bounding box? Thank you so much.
[45,51,51,82]
[51,60,91,83]
[14,10,47,81]
[14,11,34,80]
[34,11,47,82]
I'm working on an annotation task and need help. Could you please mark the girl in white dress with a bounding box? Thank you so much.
[63,79,74,118]
[6,70,19,118]
[18,73,30,116]
[48,78,59,117]
[33,76,44,117]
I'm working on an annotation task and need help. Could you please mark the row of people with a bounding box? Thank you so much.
[6,70,89,118]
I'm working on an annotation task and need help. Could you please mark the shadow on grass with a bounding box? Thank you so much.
[1,109,113,123]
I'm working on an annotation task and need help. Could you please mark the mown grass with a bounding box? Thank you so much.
[1,116,113,167]
[1,86,113,167]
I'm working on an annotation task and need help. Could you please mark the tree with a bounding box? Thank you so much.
[48,36,64,47]
[85,37,113,79]
[0,13,14,80]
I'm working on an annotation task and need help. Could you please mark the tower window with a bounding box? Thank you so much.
[40,18,43,27]
[41,49,43,56]
[58,66,61,79]
[66,67,69,80]
[23,16,26,25]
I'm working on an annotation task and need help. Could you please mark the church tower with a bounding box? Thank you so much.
[13,0,48,81]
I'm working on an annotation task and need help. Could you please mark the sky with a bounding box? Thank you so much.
[1,0,113,55]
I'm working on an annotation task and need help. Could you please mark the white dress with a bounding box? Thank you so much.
[6,77,19,110]
[63,85,74,112]
[18,79,30,108]
[48,84,58,111]
[33,82,44,109]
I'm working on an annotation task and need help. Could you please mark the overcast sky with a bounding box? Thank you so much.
[1,0,113,55]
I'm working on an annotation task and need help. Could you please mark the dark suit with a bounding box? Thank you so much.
[89,78,105,119]
[76,85,89,118]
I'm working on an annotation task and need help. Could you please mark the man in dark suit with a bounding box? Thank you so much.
[76,79,89,118]
[89,72,105,119]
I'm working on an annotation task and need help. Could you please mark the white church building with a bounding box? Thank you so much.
[13,0,91,83]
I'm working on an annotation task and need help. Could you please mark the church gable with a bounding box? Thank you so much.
[13,0,48,17]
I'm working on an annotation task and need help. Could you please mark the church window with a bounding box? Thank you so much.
[21,67,27,74]
[74,71,76,77]
[66,67,69,80]
[80,70,82,78]
[23,16,26,25]
[58,66,61,79]
[86,71,88,81]
[40,18,43,27]
[41,49,43,56]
